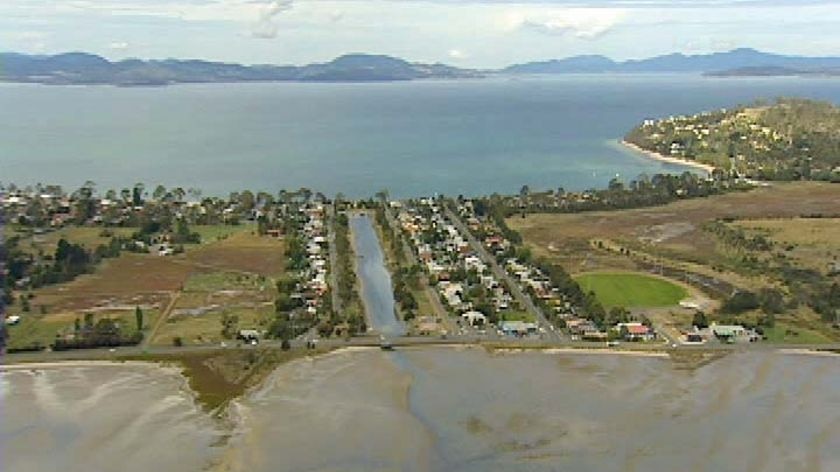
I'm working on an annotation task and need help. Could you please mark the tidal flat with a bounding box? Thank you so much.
[3,348,839,472]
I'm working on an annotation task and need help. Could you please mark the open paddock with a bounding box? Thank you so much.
[186,231,285,276]
[509,182,840,273]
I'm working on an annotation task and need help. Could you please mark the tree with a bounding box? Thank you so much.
[758,288,784,314]
[135,306,144,331]
[221,313,239,339]
[132,183,145,206]
[153,184,167,201]
[692,311,709,329]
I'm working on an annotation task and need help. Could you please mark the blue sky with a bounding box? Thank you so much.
[2,0,839,67]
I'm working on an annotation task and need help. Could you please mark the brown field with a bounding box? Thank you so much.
[29,254,194,312]
[734,217,840,275]
[186,231,285,276]
[510,182,840,275]
[11,229,286,350]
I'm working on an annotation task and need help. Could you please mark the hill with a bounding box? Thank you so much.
[624,98,840,181]
[506,48,840,74]
[0,52,480,86]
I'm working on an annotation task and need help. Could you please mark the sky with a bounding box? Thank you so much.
[2,0,839,67]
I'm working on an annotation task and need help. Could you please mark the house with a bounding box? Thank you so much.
[710,324,747,343]
[237,329,260,344]
[499,320,537,337]
[616,322,655,342]
[461,311,487,326]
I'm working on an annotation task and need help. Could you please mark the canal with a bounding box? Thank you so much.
[350,212,406,336]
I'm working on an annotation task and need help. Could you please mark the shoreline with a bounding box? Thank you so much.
[0,359,165,371]
[621,140,717,175]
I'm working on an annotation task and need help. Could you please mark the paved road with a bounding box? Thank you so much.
[443,206,565,342]
[5,334,840,365]
[380,203,454,333]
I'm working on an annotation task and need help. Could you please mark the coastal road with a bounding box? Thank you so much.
[6,334,840,365]
[443,206,565,342]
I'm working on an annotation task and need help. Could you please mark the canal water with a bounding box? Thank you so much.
[349,213,406,336]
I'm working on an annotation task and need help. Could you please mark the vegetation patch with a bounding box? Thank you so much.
[574,272,687,308]
[120,347,332,413]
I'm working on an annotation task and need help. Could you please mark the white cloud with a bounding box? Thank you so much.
[251,0,295,39]
[109,41,130,50]
[505,8,625,39]
[448,48,467,59]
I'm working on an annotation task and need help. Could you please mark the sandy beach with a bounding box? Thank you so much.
[622,139,717,174]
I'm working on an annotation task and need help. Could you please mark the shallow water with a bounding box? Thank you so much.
[224,348,840,472]
[350,213,405,336]
[3,350,839,472]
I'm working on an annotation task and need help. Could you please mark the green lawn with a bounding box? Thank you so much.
[498,311,536,322]
[762,323,834,344]
[574,272,688,308]
[191,224,251,245]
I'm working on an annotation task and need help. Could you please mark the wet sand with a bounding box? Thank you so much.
[220,348,840,472]
[0,363,224,472]
[3,349,839,472]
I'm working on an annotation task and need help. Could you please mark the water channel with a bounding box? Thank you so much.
[349,212,406,336]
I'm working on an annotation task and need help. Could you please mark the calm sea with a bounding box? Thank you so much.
[2,75,840,198]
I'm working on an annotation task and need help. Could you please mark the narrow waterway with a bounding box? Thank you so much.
[350,212,406,336]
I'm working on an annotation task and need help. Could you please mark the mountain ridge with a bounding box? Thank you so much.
[3,48,840,85]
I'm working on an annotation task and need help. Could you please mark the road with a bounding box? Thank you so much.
[141,291,181,348]
[5,333,840,365]
[380,203,454,333]
[443,206,565,342]
[326,203,341,315]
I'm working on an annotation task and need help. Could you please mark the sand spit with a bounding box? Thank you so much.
[622,140,716,174]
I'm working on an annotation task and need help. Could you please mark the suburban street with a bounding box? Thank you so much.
[443,206,565,342]
[380,202,455,333]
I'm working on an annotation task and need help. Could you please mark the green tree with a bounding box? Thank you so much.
[221,313,239,339]
[134,306,144,331]
[692,311,709,329]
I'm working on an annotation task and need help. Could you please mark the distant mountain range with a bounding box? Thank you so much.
[2,48,840,86]
[504,48,840,75]
[0,52,480,86]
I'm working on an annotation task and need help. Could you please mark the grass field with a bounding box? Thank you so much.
[762,322,835,344]
[509,182,840,274]
[574,272,688,308]
[13,226,135,255]
[6,308,161,350]
[733,217,840,274]
[151,304,274,346]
